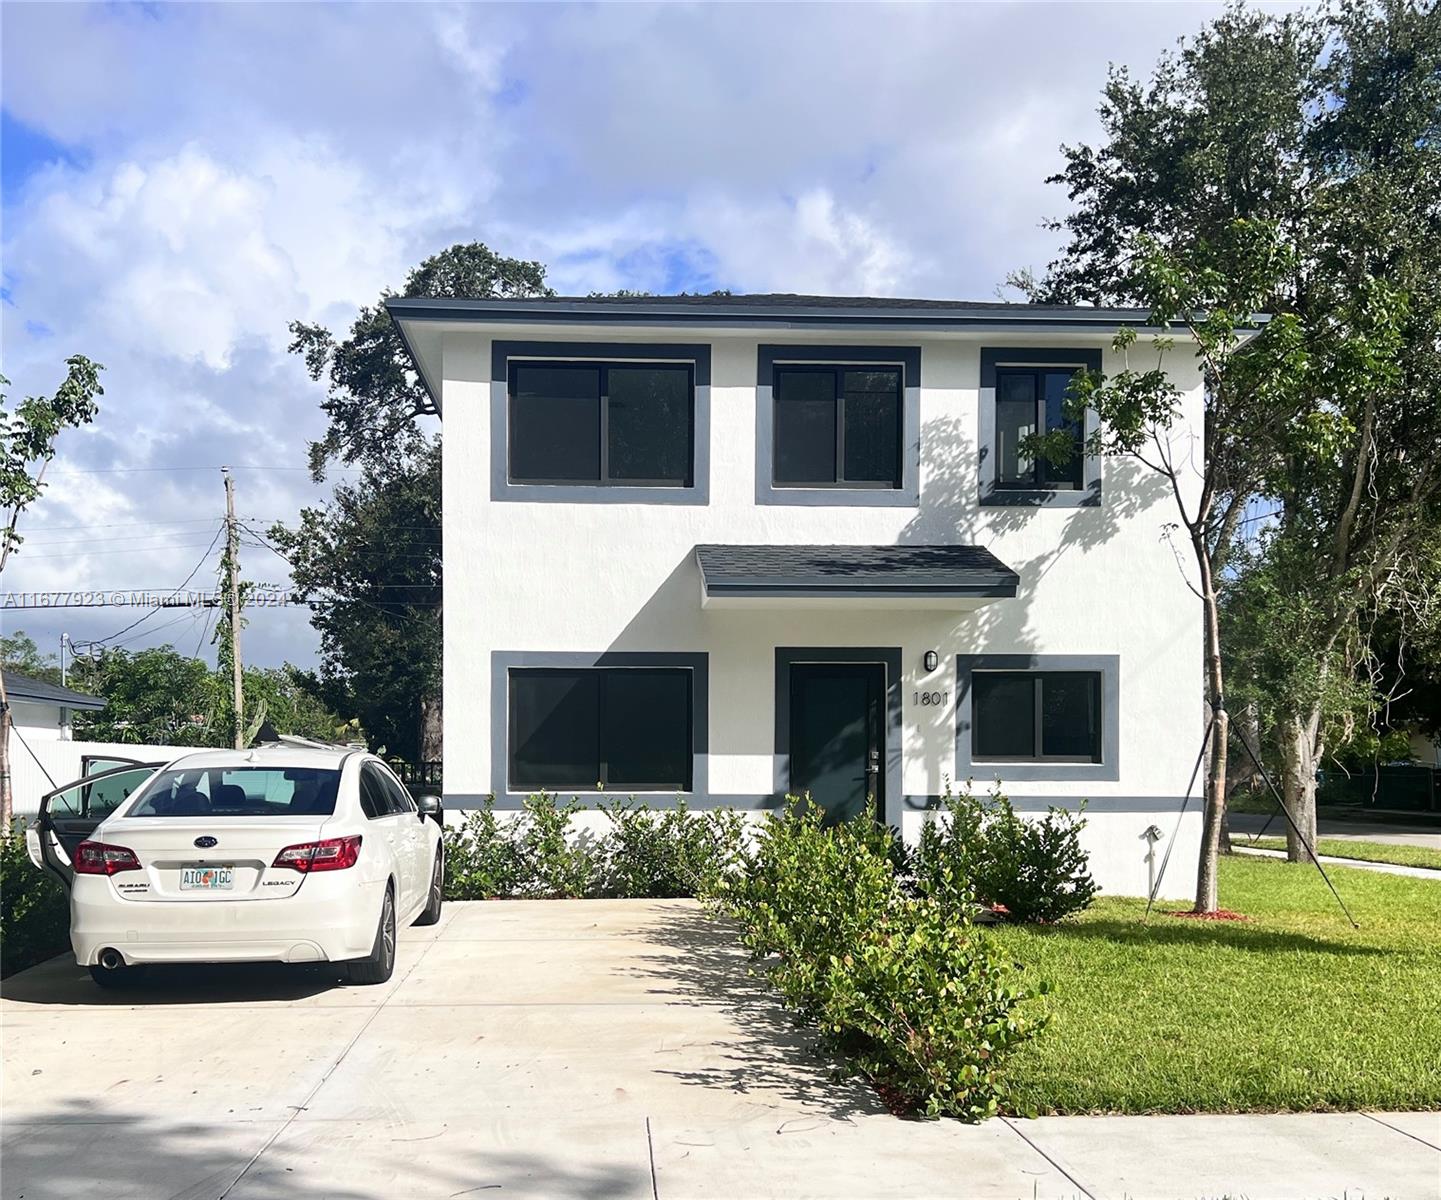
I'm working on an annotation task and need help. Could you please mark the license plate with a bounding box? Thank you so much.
[180,866,234,890]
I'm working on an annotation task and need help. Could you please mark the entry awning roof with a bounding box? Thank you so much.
[695,544,1019,610]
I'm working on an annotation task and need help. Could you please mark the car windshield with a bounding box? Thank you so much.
[127,766,341,818]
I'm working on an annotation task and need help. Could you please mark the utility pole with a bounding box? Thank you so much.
[223,468,244,749]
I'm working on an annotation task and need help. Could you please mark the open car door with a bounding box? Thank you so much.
[28,762,165,891]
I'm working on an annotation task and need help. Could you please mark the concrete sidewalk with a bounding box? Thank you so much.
[3,899,1438,1200]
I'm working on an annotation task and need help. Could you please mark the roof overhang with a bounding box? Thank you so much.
[695,544,1019,611]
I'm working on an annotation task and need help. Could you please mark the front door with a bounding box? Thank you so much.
[788,663,886,824]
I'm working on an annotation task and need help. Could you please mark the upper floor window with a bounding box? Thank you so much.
[994,366,1084,490]
[508,361,694,487]
[773,366,902,488]
[978,348,1101,508]
[756,345,920,507]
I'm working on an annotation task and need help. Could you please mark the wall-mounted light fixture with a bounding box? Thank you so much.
[923,650,939,673]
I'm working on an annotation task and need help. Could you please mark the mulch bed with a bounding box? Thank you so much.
[1163,908,1251,921]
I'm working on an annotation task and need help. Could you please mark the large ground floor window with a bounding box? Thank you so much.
[508,667,693,792]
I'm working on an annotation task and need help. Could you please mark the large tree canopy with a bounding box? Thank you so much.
[282,241,553,764]
[290,242,552,477]
[1024,0,1441,895]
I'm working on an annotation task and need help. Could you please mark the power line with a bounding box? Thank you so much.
[90,523,226,645]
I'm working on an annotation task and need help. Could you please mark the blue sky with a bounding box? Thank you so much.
[2,0,1250,670]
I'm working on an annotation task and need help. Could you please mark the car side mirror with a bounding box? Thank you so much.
[416,794,443,826]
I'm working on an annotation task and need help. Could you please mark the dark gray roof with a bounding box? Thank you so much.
[386,292,1158,330]
[695,544,1019,599]
[3,670,106,710]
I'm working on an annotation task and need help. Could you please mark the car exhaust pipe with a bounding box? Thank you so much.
[97,948,125,971]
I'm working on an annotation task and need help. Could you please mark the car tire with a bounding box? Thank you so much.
[414,850,443,926]
[88,963,143,989]
[345,885,396,985]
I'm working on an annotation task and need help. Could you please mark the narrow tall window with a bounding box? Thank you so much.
[994,365,1085,489]
[972,671,1102,763]
[509,668,693,791]
[509,362,694,486]
[773,365,902,488]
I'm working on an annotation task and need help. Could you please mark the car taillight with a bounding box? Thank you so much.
[272,835,362,872]
[74,841,142,875]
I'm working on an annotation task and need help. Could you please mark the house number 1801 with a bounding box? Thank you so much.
[913,690,949,707]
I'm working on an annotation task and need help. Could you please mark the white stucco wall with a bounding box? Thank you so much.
[10,701,69,741]
[438,324,1206,898]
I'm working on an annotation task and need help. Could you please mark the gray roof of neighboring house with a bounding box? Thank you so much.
[3,670,106,711]
[694,544,1020,599]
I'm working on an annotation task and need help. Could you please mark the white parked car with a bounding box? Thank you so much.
[28,744,444,988]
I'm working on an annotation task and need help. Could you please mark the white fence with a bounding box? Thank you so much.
[7,737,215,818]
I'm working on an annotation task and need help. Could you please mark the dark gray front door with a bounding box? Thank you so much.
[788,663,886,823]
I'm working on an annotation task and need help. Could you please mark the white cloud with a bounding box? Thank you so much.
[1,0,1250,667]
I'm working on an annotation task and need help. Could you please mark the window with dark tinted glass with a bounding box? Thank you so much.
[994,365,1085,489]
[973,672,1101,762]
[773,365,902,487]
[509,668,692,791]
[509,362,693,486]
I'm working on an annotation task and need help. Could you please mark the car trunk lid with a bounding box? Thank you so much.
[98,816,332,901]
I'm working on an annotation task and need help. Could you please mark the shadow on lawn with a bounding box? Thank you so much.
[1017,916,1384,957]
[624,902,885,1122]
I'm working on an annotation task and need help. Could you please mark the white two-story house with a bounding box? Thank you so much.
[388,293,1205,897]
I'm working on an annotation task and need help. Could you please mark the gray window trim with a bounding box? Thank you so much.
[491,650,708,805]
[491,341,711,504]
[774,647,904,825]
[979,348,1102,507]
[756,345,920,507]
[955,653,1120,782]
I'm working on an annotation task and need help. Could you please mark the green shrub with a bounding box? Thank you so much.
[598,800,747,898]
[916,788,1097,924]
[515,794,602,898]
[712,800,1045,1120]
[1,823,70,978]
[443,801,524,899]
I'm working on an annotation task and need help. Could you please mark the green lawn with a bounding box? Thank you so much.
[1236,835,1441,871]
[987,855,1441,1115]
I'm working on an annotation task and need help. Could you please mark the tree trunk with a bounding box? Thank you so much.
[419,691,442,765]
[0,679,12,834]
[1278,709,1321,861]
[1194,538,1229,914]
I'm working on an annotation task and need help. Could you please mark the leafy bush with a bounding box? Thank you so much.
[916,788,1097,923]
[713,800,1045,1120]
[443,801,523,899]
[516,794,602,898]
[444,794,745,900]
[599,800,747,898]
[1,823,70,978]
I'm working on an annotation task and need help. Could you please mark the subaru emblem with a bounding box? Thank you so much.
[194,836,218,849]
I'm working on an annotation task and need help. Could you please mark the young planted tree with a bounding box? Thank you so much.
[284,242,553,763]
[0,357,103,828]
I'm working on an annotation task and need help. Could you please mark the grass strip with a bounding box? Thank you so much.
[989,855,1441,1114]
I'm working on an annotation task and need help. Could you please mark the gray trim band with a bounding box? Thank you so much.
[955,653,1121,782]
[755,345,921,507]
[490,340,711,504]
[773,646,905,825]
[979,347,1102,508]
[490,650,709,806]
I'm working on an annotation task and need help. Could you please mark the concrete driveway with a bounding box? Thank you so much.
[3,899,1438,1200]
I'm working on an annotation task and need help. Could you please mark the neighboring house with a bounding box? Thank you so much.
[1409,731,1440,768]
[3,671,105,742]
[387,293,1207,897]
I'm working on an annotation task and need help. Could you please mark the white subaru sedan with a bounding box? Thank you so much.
[28,744,443,987]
